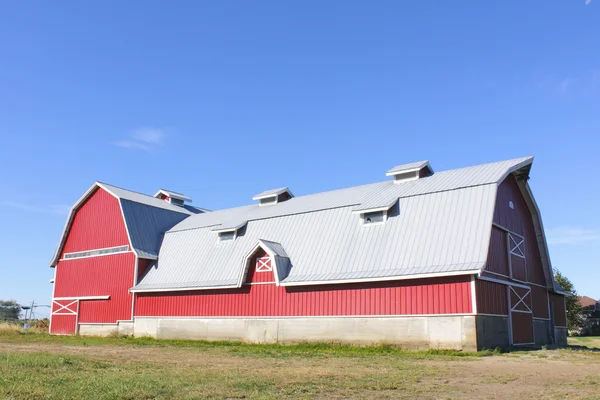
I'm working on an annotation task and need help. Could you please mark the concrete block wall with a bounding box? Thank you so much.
[133,316,478,350]
[78,321,134,337]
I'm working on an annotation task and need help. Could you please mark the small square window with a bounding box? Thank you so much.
[218,231,235,241]
[362,211,385,225]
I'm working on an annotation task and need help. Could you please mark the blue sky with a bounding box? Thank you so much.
[0,1,598,317]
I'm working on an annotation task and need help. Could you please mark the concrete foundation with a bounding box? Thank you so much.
[78,321,134,337]
[475,315,509,350]
[554,327,568,347]
[133,316,478,350]
[533,319,551,346]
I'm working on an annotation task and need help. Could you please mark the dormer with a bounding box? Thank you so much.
[386,160,433,183]
[153,189,192,207]
[252,187,294,206]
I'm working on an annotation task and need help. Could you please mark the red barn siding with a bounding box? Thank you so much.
[492,176,546,286]
[135,276,472,317]
[511,312,534,344]
[485,227,509,277]
[61,188,129,256]
[50,300,78,335]
[476,280,508,315]
[530,285,550,319]
[245,250,276,284]
[54,252,135,323]
[550,293,567,327]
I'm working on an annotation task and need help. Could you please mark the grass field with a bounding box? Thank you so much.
[569,336,600,349]
[1,329,599,399]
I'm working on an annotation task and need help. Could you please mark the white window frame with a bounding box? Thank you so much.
[61,245,130,261]
[360,210,387,227]
[256,256,273,272]
[218,231,237,241]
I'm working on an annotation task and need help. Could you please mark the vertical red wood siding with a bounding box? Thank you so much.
[53,252,136,324]
[550,293,567,327]
[511,312,534,344]
[491,176,546,286]
[245,249,276,284]
[475,280,508,315]
[61,188,129,256]
[485,227,509,277]
[50,300,79,335]
[530,285,550,319]
[135,276,472,317]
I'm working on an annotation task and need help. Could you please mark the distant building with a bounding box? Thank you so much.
[48,157,567,349]
[578,296,600,335]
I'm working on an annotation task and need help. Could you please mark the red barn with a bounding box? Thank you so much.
[49,157,568,350]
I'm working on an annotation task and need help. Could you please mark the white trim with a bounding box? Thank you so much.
[248,281,277,285]
[78,322,119,326]
[510,286,532,313]
[351,205,394,214]
[132,255,139,321]
[475,275,530,290]
[131,285,238,293]
[281,270,479,287]
[153,189,192,202]
[134,312,477,320]
[477,313,509,318]
[511,309,532,314]
[51,300,78,315]
[116,197,138,258]
[533,317,550,321]
[53,296,110,301]
[470,275,477,314]
[132,269,480,293]
[252,188,293,201]
[385,166,424,177]
[507,285,513,345]
[359,210,388,226]
[492,222,524,238]
[527,281,548,289]
[49,266,57,332]
[60,245,131,261]
[512,342,535,346]
[483,270,510,278]
[49,279,55,283]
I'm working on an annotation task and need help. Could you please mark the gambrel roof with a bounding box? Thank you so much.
[50,182,202,266]
[132,156,554,292]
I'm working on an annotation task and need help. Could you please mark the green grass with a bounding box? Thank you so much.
[569,336,600,349]
[2,332,600,399]
[0,330,491,360]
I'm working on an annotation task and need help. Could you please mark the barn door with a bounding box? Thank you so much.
[508,286,534,345]
[50,299,79,335]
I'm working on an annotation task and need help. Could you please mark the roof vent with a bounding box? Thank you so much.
[153,189,192,206]
[252,187,294,206]
[386,160,433,183]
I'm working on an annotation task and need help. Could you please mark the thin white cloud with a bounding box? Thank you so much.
[2,201,70,215]
[546,227,600,245]
[115,127,167,152]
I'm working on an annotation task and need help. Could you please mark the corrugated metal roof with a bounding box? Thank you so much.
[120,199,190,259]
[99,183,195,215]
[386,160,430,175]
[170,157,533,233]
[252,187,292,200]
[134,183,498,290]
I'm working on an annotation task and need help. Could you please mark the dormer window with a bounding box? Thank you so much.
[153,189,192,207]
[361,210,387,226]
[218,231,236,241]
[252,187,294,206]
[386,160,433,183]
[213,220,247,241]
